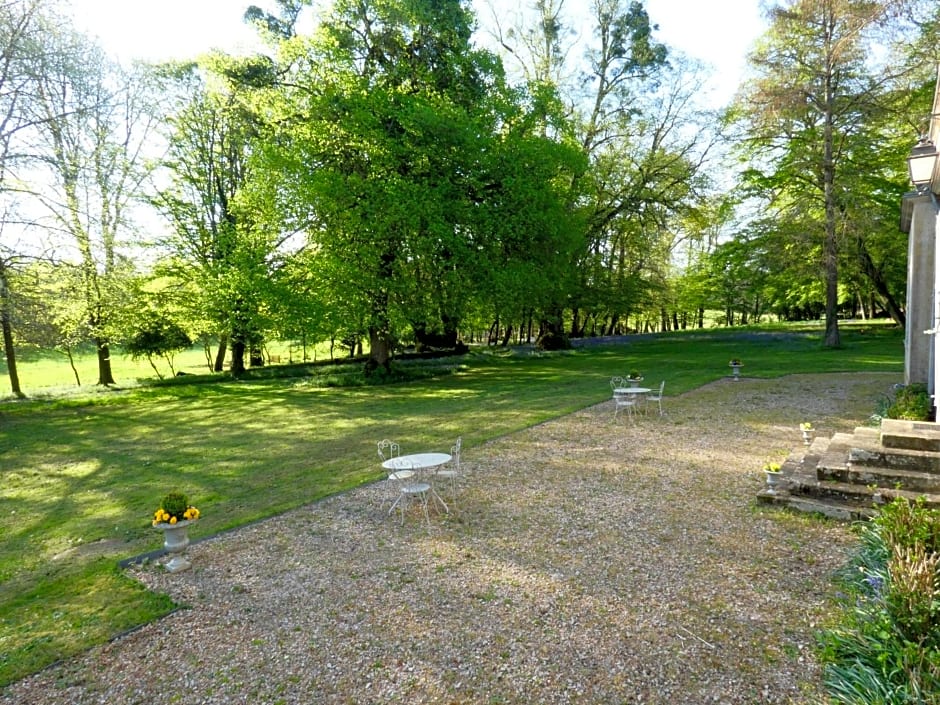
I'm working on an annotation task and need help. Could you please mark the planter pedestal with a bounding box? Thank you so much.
[154,520,193,573]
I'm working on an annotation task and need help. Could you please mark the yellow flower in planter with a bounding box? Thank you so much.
[152,491,200,525]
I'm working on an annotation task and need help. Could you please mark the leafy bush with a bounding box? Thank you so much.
[159,492,190,521]
[817,497,940,704]
[885,384,932,421]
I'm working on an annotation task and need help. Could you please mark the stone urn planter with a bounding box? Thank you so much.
[154,520,193,573]
[763,463,784,494]
[800,423,814,445]
[152,491,200,573]
[729,360,743,380]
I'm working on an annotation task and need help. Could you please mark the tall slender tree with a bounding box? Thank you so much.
[151,59,267,375]
[738,0,912,347]
[22,26,160,384]
[0,0,62,396]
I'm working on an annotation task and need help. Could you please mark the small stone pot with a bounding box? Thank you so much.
[764,470,784,493]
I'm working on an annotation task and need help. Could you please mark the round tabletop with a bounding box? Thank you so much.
[382,452,452,470]
[614,387,651,394]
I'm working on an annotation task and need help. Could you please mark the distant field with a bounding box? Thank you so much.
[0,318,889,398]
[0,339,347,398]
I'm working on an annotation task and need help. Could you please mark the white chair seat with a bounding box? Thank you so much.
[398,481,431,526]
[613,394,637,421]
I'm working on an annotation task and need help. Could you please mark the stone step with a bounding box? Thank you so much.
[816,429,940,478]
[818,463,940,493]
[756,490,875,521]
[785,472,940,510]
[848,446,940,474]
[880,418,940,452]
[836,426,940,474]
[815,433,855,473]
[756,419,940,521]
[853,425,883,441]
[788,475,877,505]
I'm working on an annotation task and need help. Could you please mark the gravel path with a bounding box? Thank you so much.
[2,373,895,705]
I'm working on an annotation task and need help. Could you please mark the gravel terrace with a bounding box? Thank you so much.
[2,372,897,705]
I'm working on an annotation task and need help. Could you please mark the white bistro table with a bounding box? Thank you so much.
[613,387,652,396]
[382,452,452,515]
[613,387,652,415]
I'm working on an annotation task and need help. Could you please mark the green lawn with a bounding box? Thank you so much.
[0,323,905,687]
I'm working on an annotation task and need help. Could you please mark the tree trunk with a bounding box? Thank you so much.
[64,347,81,386]
[230,337,246,375]
[1,315,23,397]
[569,307,580,338]
[821,37,840,348]
[500,325,513,346]
[856,236,905,327]
[367,325,392,373]
[606,314,619,336]
[0,267,23,397]
[95,339,115,386]
[214,333,228,372]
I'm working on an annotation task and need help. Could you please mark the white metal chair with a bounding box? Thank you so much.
[610,377,637,421]
[378,439,414,512]
[377,438,400,463]
[434,437,462,503]
[394,459,431,527]
[613,391,637,421]
[646,380,666,416]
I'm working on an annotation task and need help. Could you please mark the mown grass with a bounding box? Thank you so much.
[0,322,904,688]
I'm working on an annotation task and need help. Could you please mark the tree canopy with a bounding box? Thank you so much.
[0,0,936,393]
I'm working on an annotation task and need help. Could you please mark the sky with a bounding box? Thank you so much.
[68,0,767,105]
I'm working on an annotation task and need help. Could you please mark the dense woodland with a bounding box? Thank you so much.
[0,0,938,394]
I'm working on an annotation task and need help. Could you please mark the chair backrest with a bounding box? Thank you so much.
[377,439,400,461]
[656,380,665,395]
[610,376,626,391]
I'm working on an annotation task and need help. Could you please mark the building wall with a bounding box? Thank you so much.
[905,194,939,391]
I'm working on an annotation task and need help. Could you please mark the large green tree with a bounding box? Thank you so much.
[492,1,728,339]
[736,0,921,345]
[242,0,583,369]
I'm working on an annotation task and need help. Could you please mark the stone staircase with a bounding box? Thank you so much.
[758,418,940,520]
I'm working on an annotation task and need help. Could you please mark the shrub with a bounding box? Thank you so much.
[817,497,940,703]
[885,383,932,421]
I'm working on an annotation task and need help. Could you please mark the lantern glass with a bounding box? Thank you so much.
[908,138,938,186]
